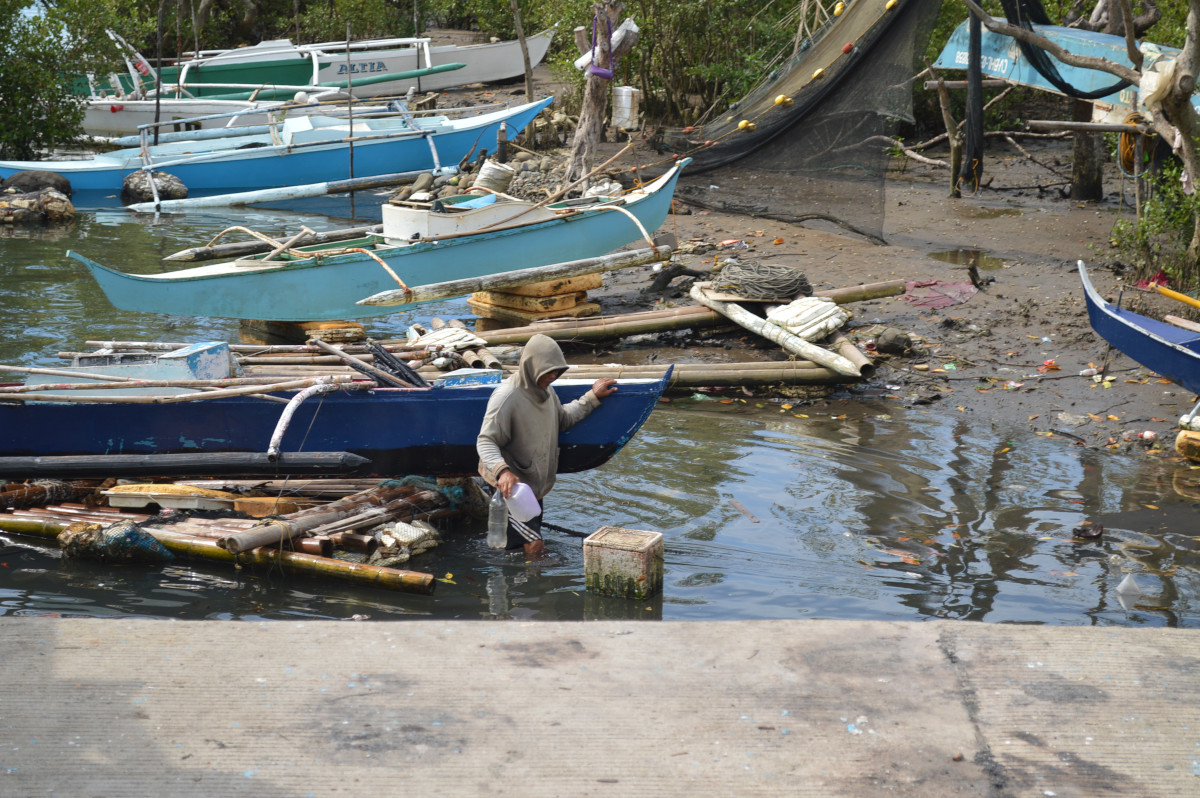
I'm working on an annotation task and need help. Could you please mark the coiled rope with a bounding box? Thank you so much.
[712,261,813,300]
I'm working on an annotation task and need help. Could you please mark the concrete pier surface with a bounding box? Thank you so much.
[1,618,1196,796]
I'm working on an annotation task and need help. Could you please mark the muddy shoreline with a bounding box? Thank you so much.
[565,137,1194,454]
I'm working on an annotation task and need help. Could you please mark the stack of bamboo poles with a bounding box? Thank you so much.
[468,274,604,331]
[0,480,460,594]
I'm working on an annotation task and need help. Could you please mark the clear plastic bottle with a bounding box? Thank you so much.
[487,489,509,548]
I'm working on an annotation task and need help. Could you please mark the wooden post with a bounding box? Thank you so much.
[509,0,535,104]
[1071,99,1104,201]
[565,2,639,185]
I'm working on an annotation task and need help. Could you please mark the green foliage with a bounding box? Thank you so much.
[0,2,86,160]
[296,0,413,42]
[1111,162,1200,284]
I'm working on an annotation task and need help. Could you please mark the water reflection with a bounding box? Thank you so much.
[0,204,1198,626]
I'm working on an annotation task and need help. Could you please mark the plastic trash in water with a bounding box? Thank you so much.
[1116,574,1142,596]
[506,482,541,522]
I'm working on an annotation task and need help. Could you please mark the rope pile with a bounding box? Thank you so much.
[712,261,812,300]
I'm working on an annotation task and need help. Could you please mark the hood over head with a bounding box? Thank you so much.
[514,333,568,402]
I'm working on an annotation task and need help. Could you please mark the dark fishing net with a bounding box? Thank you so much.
[655,0,944,242]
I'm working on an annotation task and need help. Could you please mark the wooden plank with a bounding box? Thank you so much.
[502,273,603,297]
[470,290,586,313]
[467,298,601,324]
[1165,314,1200,334]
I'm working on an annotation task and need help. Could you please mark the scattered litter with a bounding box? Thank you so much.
[1116,574,1142,596]
[901,280,977,309]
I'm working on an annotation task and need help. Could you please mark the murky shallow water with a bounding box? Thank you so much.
[2,200,1198,626]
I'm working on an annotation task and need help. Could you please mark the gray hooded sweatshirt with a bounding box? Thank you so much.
[476,334,600,499]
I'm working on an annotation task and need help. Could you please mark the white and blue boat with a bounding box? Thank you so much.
[68,158,690,321]
[0,97,551,193]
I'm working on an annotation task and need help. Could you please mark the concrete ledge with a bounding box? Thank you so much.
[0,619,1196,796]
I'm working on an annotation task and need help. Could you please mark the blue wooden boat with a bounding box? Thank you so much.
[0,365,672,479]
[1079,260,1200,398]
[933,18,1200,121]
[69,158,690,321]
[0,98,551,193]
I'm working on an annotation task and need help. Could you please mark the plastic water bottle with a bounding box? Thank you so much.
[487,489,509,548]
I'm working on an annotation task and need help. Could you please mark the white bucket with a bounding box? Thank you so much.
[612,86,641,131]
[474,158,515,193]
[506,482,541,522]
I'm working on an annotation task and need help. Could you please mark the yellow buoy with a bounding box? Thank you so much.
[738,119,750,130]
[834,2,844,15]
[886,0,897,8]
[774,94,794,107]
[812,68,825,80]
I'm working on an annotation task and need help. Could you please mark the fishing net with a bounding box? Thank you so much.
[655,0,944,242]
[58,519,175,564]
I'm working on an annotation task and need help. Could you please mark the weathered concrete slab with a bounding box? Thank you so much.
[0,619,1194,796]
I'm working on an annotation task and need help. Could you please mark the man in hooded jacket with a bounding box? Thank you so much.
[476,334,617,554]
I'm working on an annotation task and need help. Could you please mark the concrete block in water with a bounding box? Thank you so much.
[584,526,663,599]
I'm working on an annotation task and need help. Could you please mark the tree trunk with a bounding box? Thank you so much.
[1070,99,1105,201]
[564,1,638,186]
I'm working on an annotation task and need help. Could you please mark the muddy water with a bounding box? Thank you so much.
[1,202,1198,625]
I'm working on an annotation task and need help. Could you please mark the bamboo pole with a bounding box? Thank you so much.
[475,280,909,346]
[164,224,383,262]
[217,486,446,553]
[358,244,673,307]
[829,333,875,378]
[80,340,412,354]
[0,480,99,510]
[690,283,860,377]
[0,515,434,594]
[306,338,427,388]
[0,376,371,404]
[0,374,354,394]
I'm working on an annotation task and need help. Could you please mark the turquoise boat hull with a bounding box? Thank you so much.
[0,98,551,193]
[70,159,689,321]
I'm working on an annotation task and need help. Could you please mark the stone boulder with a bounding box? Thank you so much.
[121,170,188,203]
[0,188,75,224]
[1,170,72,196]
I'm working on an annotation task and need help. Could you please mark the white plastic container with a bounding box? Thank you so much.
[506,482,541,522]
[612,86,641,131]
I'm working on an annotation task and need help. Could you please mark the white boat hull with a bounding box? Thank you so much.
[315,29,555,96]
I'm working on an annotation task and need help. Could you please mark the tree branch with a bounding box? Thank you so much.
[960,0,1141,84]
